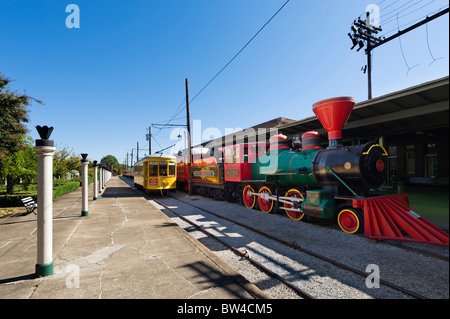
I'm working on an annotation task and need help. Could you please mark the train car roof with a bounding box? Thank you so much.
[135,153,176,164]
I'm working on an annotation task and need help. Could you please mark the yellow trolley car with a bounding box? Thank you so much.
[133,154,177,195]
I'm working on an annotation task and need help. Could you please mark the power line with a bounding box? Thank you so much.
[189,0,291,105]
[371,6,449,50]
[348,5,449,98]
[380,0,419,19]
[381,0,436,27]
[426,22,445,65]
[380,2,446,37]
[151,0,291,145]
[396,13,419,74]
[152,97,186,137]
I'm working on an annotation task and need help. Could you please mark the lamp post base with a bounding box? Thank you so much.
[35,262,53,277]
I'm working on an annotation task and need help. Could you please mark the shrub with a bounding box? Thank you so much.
[0,181,80,207]
[0,194,37,207]
[53,182,79,199]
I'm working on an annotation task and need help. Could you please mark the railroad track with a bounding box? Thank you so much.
[152,194,434,299]
[153,198,315,299]
[171,194,449,262]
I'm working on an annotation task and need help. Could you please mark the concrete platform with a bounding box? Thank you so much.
[0,177,266,299]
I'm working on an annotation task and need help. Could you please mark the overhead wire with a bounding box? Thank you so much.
[189,0,291,104]
[380,0,418,19]
[381,0,436,29]
[396,13,420,74]
[380,3,448,38]
[425,22,445,64]
[151,0,291,151]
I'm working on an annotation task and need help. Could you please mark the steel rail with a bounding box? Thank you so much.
[168,195,427,299]
[153,199,315,299]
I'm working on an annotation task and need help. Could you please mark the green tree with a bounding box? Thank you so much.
[0,136,37,193]
[100,155,120,174]
[0,73,42,194]
[53,146,81,179]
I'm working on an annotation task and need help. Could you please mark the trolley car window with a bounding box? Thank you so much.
[159,162,168,176]
[149,162,158,176]
[225,149,232,164]
[234,147,240,163]
[243,146,248,163]
[168,162,176,176]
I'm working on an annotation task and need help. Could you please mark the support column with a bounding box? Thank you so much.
[81,154,89,216]
[93,161,98,200]
[99,165,103,194]
[34,125,56,277]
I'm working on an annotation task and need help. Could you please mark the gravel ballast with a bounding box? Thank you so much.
[150,191,449,299]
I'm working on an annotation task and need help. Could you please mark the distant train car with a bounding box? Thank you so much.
[134,154,177,195]
[176,147,222,194]
[123,168,134,178]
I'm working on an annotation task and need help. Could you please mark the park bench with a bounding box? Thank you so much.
[21,197,37,215]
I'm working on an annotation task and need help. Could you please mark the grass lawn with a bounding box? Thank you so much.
[404,186,449,232]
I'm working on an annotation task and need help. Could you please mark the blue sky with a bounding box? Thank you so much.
[1,0,448,166]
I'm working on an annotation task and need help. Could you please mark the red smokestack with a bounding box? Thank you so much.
[312,97,355,148]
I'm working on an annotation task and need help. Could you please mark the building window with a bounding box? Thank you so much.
[405,145,415,175]
[388,146,397,182]
[425,155,438,178]
[425,143,438,178]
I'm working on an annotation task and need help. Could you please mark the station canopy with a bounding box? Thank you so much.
[278,76,449,143]
[199,76,448,148]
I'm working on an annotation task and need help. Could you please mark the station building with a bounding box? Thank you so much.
[194,76,448,228]
[277,76,449,188]
[203,76,448,189]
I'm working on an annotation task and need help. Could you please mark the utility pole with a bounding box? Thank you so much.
[149,126,151,155]
[131,149,133,167]
[186,78,192,196]
[349,7,449,99]
[137,142,139,162]
[348,11,382,99]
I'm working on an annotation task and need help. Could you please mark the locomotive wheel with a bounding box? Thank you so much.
[337,208,363,234]
[258,186,274,213]
[242,185,256,209]
[284,189,305,221]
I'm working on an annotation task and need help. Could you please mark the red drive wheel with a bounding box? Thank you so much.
[284,189,305,221]
[258,186,274,213]
[337,208,363,234]
[242,185,256,209]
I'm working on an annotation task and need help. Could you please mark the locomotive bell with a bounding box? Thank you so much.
[312,97,355,149]
[292,136,302,150]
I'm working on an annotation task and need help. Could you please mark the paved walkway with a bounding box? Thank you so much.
[0,177,266,299]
